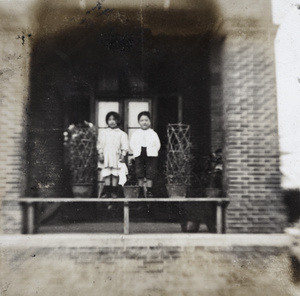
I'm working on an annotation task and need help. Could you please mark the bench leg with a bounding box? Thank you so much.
[216,202,222,234]
[124,202,129,234]
[27,203,35,234]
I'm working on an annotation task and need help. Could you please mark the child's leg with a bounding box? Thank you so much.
[104,175,111,186]
[137,178,145,198]
[111,175,119,198]
[146,179,154,197]
[112,175,118,186]
[100,175,112,198]
[135,152,146,198]
[145,157,157,197]
[146,179,153,188]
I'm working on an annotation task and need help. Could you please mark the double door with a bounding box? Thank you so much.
[96,95,181,155]
[96,96,181,197]
[96,99,152,162]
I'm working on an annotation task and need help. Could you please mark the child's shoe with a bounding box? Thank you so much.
[138,187,145,198]
[110,186,118,199]
[100,186,111,198]
[146,188,154,198]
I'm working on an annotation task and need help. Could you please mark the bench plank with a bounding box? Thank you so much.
[19,197,229,203]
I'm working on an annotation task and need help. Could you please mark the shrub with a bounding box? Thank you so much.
[63,121,97,184]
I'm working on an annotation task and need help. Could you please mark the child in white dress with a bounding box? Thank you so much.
[97,112,129,198]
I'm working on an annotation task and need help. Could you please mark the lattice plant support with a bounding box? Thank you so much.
[65,123,98,184]
[166,124,193,185]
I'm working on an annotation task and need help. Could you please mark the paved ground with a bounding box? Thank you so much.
[38,222,205,234]
[1,233,300,296]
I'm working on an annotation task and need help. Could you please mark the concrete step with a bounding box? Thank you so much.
[1,234,297,296]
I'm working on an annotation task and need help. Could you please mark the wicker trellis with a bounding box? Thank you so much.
[166,124,193,185]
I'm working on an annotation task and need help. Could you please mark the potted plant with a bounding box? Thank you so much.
[63,121,97,197]
[123,158,140,198]
[165,124,193,197]
[183,149,222,233]
[180,149,223,233]
[201,149,223,197]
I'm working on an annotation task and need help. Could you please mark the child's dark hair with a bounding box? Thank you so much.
[106,111,121,125]
[138,111,151,121]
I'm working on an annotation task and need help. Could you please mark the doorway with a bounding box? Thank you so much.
[95,96,182,221]
[96,96,180,196]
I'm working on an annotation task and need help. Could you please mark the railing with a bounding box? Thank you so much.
[18,197,230,234]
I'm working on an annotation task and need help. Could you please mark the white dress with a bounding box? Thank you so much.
[97,128,129,177]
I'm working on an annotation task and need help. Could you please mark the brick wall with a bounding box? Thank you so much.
[0,3,30,233]
[26,84,66,198]
[222,25,287,233]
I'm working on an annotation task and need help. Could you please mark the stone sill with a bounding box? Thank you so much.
[0,233,290,249]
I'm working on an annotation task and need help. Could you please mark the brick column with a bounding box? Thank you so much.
[222,25,287,233]
[0,3,30,233]
[210,38,224,152]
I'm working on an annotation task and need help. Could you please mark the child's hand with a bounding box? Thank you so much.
[119,154,126,163]
[98,153,104,163]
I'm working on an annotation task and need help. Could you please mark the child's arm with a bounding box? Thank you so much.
[129,130,137,152]
[97,131,105,163]
[120,132,129,163]
[153,131,161,152]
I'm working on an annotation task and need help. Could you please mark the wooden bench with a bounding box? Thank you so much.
[18,197,230,235]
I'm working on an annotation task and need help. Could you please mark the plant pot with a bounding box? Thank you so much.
[72,184,93,198]
[205,187,221,197]
[181,221,200,233]
[166,184,186,198]
[123,185,140,198]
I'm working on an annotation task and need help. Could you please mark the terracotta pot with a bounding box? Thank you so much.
[166,184,186,198]
[123,186,140,198]
[205,187,221,197]
[72,184,93,198]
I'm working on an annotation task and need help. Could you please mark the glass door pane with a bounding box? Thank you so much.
[97,101,120,128]
[128,101,150,127]
[126,101,150,154]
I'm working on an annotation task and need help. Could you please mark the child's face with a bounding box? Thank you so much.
[139,115,151,130]
[107,116,118,128]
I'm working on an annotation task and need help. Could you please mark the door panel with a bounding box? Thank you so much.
[96,99,151,158]
[128,101,150,127]
[126,100,151,155]
[97,101,120,128]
